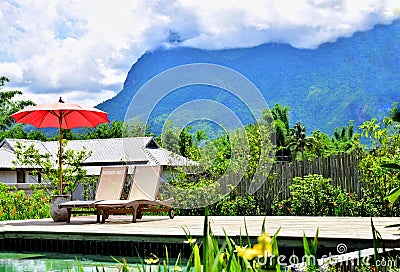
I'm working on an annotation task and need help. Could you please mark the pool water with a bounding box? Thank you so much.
[0,253,133,272]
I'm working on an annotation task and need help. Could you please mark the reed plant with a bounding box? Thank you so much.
[118,213,282,272]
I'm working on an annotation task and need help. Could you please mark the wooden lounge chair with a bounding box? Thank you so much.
[96,165,174,223]
[59,166,128,223]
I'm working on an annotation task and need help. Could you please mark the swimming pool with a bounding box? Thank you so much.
[0,252,133,272]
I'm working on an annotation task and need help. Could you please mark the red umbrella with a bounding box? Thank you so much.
[10,97,110,194]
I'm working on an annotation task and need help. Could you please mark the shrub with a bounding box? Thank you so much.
[210,192,258,216]
[166,179,257,216]
[272,174,361,216]
[0,183,50,221]
[357,116,400,216]
[163,176,222,216]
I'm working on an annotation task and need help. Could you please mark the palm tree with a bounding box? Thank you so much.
[287,122,317,160]
[270,103,290,132]
[267,103,291,161]
[390,104,400,122]
[332,121,355,151]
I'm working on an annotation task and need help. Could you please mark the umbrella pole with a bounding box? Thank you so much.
[59,116,63,195]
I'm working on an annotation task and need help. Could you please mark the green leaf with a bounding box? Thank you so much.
[261,216,266,233]
[386,187,400,204]
[311,227,319,257]
[174,252,181,269]
[244,217,252,247]
[164,245,169,270]
[303,232,311,256]
[272,227,282,272]
[202,210,208,272]
[194,244,201,272]
[381,163,400,170]
[210,242,227,271]
[371,218,381,265]
[272,227,281,257]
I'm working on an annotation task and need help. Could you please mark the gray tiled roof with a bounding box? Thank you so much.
[2,139,52,155]
[65,138,151,163]
[0,148,18,168]
[146,147,193,166]
[0,137,194,170]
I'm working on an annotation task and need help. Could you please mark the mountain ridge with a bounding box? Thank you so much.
[98,20,400,135]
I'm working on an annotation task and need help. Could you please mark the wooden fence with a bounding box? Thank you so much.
[235,151,362,209]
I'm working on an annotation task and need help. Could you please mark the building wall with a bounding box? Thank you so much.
[0,171,16,183]
[0,170,39,184]
[25,172,40,184]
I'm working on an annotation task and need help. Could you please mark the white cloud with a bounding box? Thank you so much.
[3,86,115,107]
[0,0,400,106]
[0,62,24,82]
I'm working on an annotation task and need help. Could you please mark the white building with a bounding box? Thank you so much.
[0,137,192,196]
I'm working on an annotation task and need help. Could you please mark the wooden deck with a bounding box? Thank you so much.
[1,215,400,257]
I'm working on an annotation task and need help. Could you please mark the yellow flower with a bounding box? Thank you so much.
[184,238,197,244]
[257,232,273,257]
[235,245,247,254]
[219,252,227,266]
[145,258,159,265]
[237,247,262,260]
[173,267,183,272]
[237,232,273,260]
[145,253,159,265]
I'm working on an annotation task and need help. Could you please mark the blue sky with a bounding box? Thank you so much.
[0,0,399,106]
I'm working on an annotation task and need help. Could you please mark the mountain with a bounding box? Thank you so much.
[97,20,400,135]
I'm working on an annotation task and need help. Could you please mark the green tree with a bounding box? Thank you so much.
[269,103,290,132]
[208,134,231,177]
[287,122,317,160]
[357,112,400,216]
[77,120,151,140]
[390,102,400,122]
[0,76,48,141]
[123,120,151,137]
[13,141,94,196]
[179,127,205,160]
[266,104,291,161]
[379,103,400,207]
[0,76,35,133]
[158,120,180,154]
[309,130,333,157]
[0,124,49,141]
[81,120,124,139]
[332,121,355,152]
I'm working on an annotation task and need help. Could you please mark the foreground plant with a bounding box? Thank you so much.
[120,214,282,272]
[182,215,281,272]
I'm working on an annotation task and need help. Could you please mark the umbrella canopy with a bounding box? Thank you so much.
[10,98,110,194]
[10,99,109,129]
